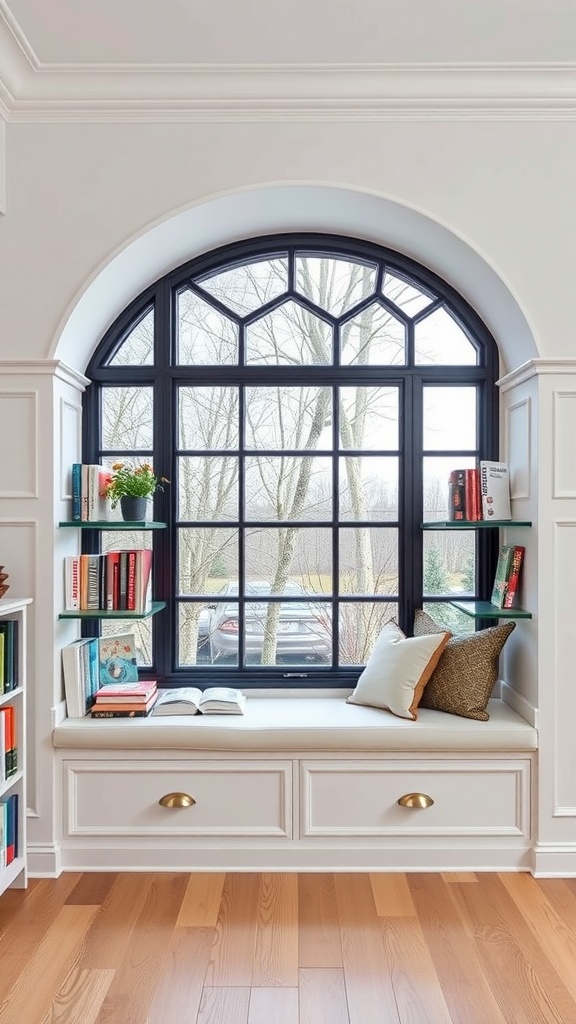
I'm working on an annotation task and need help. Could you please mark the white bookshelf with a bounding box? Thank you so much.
[0,597,32,893]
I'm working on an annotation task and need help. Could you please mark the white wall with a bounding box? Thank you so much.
[0,112,575,874]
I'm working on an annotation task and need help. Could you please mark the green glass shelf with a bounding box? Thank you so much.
[59,601,166,620]
[449,600,532,620]
[59,521,166,530]
[421,520,532,530]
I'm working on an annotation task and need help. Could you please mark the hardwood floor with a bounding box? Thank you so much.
[1,872,576,1023]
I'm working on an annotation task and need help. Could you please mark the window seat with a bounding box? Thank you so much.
[53,696,537,753]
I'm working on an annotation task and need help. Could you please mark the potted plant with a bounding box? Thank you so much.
[102,462,169,521]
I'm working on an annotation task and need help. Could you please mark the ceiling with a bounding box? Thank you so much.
[4,0,576,66]
[0,0,575,119]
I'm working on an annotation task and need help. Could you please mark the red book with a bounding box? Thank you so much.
[464,469,481,521]
[105,552,121,611]
[126,551,137,611]
[502,546,525,608]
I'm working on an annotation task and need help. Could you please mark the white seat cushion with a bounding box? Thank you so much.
[53,696,537,752]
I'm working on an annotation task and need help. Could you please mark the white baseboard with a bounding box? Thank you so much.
[531,842,576,877]
[27,842,62,878]
[500,681,538,729]
[55,843,533,874]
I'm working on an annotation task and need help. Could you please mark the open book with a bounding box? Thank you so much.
[151,686,246,716]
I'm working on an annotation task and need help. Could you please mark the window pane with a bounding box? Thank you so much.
[197,257,288,316]
[341,304,406,365]
[415,307,477,365]
[422,601,476,636]
[177,289,238,365]
[339,387,399,450]
[245,527,332,595]
[423,387,477,451]
[339,602,397,665]
[178,601,216,666]
[339,457,398,522]
[382,272,434,316]
[245,456,332,522]
[295,255,377,316]
[423,531,476,596]
[178,456,238,521]
[107,308,154,366]
[101,387,153,450]
[178,527,238,596]
[423,456,476,522]
[179,387,239,450]
[245,387,332,450]
[339,527,398,595]
[246,300,332,366]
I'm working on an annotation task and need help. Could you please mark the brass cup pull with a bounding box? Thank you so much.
[397,792,434,809]
[159,792,196,808]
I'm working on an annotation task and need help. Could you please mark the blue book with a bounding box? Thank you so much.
[71,463,82,521]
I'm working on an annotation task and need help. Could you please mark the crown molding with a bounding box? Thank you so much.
[498,359,576,392]
[0,359,89,387]
[0,9,575,122]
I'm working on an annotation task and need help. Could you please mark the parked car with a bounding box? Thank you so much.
[208,581,331,665]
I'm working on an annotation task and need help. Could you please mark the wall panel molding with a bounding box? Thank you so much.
[0,390,37,496]
[553,391,576,498]
[506,396,531,501]
[553,519,576,817]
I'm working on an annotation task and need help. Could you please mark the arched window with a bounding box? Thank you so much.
[84,234,500,689]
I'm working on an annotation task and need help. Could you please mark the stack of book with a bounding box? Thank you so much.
[71,463,111,522]
[448,461,511,522]
[64,549,153,614]
[0,705,17,784]
[90,679,158,718]
[0,618,19,694]
[490,544,525,609]
[63,631,144,718]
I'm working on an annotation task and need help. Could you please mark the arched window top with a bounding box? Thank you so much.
[86,234,499,689]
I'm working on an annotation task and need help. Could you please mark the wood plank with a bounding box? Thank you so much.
[176,873,225,928]
[78,872,155,970]
[65,873,119,906]
[146,926,213,1024]
[442,873,479,884]
[380,918,452,1023]
[449,874,575,1024]
[38,968,114,1024]
[247,987,299,1024]
[334,873,401,1024]
[408,873,508,1024]
[0,874,83,997]
[252,873,298,987]
[196,987,250,1024]
[0,905,99,1024]
[298,873,342,969]
[369,873,416,918]
[498,873,576,1007]
[205,873,260,987]
[90,873,190,1024]
[299,969,349,1024]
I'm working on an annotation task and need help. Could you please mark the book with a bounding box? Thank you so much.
[479,461,511,520]
[151,686,246,716]
[64,555,81,611]
[501,545,525,609]
[91,693,158,713]
[97,633,139,686]
[464,468,481,521]
[90,707,154,718]
[490,544,525,608]
[94,679,157,703]
[71,462,82,521]
[448,469,465,521]
[62,637,99,717]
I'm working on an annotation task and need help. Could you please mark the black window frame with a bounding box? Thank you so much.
[83,233,500,690]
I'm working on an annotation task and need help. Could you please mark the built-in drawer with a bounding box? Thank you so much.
[63,759,292,838]
[301,758,531,838]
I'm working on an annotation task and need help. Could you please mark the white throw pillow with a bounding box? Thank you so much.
[347,621,451,720]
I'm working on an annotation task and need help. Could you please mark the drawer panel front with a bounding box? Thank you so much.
[64,759,292,837]
[301,759,531,838]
